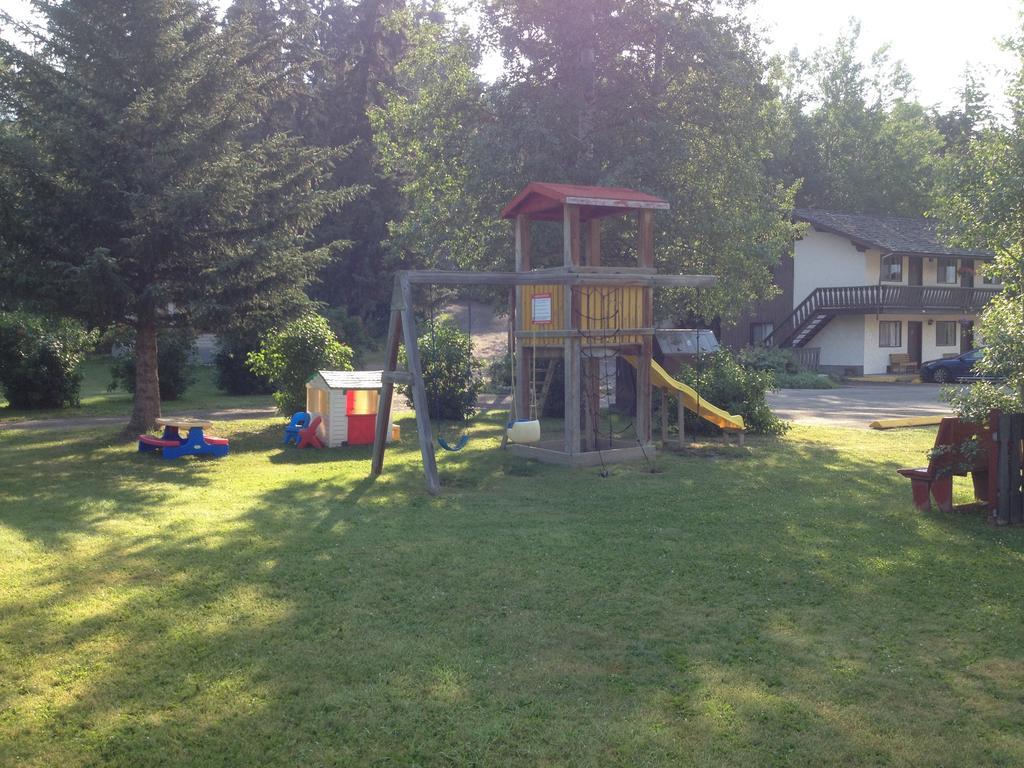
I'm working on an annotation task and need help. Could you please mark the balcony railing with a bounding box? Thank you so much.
[765,284,999,348]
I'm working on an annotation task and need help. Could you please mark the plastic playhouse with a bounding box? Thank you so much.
[305,370,398,448]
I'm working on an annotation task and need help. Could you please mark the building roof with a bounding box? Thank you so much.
[793,209,994,259]
[309,370,383,390]
[501,182,670,221]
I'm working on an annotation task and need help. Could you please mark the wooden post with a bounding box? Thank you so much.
[400,276,440,495]
[564,204,581,267]
[633,210,655,445]
[636,337,652,445]
[515,215,531,421]
[586,218,601,266]
[998,412,1011,524]
[370,283,403,477]
[637,210,654,268]
[677,394,685,447]
[564,337,581,455]
[660,389,668,444]
[584,357,599,451]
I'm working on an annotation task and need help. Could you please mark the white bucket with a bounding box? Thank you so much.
[506,419,541,444]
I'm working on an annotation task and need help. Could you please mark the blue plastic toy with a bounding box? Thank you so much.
[284,411,311,445]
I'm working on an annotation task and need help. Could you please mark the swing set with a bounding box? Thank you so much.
[369,182,719,495]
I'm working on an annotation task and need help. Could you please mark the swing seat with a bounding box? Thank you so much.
[438,434,470,452]
[506,419,541,444]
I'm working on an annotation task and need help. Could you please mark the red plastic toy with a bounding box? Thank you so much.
[297,415,324,449]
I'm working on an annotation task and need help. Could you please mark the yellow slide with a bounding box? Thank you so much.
[625,357,745,431]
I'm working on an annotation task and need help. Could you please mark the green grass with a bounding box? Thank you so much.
[2,418,1024,766]
[0,357,273,422]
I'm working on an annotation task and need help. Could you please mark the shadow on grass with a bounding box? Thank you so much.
[3,421,1024,765]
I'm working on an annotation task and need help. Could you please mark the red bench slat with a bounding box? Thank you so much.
[138,435,181,448]
[204,436,229,446]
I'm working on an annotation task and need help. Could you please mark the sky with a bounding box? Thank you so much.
[746,0,1021,111]
[3,0,1020,111]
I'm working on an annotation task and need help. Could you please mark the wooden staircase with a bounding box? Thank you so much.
[764,284,999,348]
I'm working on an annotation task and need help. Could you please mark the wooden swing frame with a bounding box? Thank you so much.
[370,184,717,495]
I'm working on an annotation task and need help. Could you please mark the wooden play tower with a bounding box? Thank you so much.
[370,182,716,494]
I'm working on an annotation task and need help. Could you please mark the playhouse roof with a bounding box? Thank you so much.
[308,370,383,390]
[500,182,670,222]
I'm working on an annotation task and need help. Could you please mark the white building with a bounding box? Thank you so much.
[723,209,999,375]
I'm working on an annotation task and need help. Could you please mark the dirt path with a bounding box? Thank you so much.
[441,301,509,360]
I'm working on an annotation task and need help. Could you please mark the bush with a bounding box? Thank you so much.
[486,351,513,392]
[676,350,789,435]
[109,328,197,401]
[773,371,839,389]
[399,319,483,422]
[247,314,354,413]
[214,335,274,395]
[0,312,97,409]
[739,346,801,375]
[942,380,1024,424]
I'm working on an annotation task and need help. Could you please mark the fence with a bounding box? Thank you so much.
[993,412,1024,525]
[793,347,821,372]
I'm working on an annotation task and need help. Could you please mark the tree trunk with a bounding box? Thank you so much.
[125,320,161,437]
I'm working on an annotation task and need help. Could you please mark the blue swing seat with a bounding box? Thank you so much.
[437,434,470,452]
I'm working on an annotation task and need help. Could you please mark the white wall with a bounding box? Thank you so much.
[862,313,974,375]
[793,230,870,307]
[813,315,865,370]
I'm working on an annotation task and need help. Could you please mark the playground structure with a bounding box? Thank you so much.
[370,182,742,495]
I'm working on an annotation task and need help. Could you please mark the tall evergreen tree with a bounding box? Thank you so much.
[0,0,359,432]
[224,0,406,328]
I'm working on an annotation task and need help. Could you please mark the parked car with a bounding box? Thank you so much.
[920,348,983,383]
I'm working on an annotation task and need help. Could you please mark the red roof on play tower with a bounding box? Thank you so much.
[500,182,670,221]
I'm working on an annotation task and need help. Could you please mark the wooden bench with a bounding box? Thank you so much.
[897,418,990,513]
[887,353,918,375]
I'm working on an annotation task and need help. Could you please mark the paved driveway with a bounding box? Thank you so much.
[766,383,952,429]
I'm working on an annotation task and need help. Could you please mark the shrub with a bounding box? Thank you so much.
[773,371,839,389]
[399,319,483,422]
[739,346,802,375]
[247,314,354,413]
[0,312,97,409]
[941,380,1024,424]
[675,350,789,435]
[214,335,274,395]
[109,328,198,401]
[486,351,513,392]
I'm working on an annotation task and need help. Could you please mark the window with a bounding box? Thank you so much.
[935,320,957,347]
[881,254,903,282]
[879,321,902,348]
[750,323,774,345]
[937,257,958,284]
[980,265,1001,286]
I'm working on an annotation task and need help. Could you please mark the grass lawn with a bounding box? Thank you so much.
[2,418,1023,766]
[0,357,273,423]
